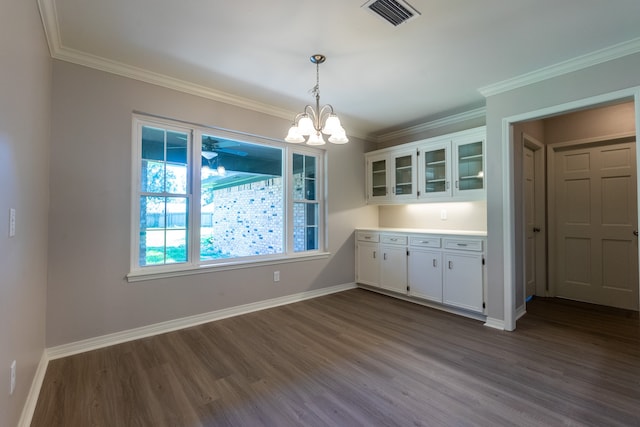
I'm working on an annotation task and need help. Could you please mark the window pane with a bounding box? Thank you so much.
[305,155,316,178]
[200,136,283,260]
[306,226,318,251]
[293,202,318,252]
[140,196,165,266]
[166,130,188,164]
[305,178,316,201]
[306,203,318,226]
[141,160,165,193]
[293,203,305,252]
[166,163,187,194]
[141,126,165,161]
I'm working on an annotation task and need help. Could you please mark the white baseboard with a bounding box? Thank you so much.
[47,282,356,360]
[484,317,505,330]
[516,305,527,320]
[18,350,49,427]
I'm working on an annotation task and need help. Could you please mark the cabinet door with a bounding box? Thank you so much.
[443,252,483,312]
[453,136,485,199]
[366,153,389,203]
[408,249,442,302]
[380,245,407,293]
[419,141,451,199]
[356,242,380,286]
[392,149,417,200]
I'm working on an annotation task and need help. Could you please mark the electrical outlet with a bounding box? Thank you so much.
[273,271,280,282]
[10,360,16,395]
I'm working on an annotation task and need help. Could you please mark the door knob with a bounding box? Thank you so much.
[634,230,638,237]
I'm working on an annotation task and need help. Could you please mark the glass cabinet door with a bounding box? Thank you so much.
[422,142,450,198]
[371,158,387,198]
[456,140,484,192]
[394,154,413,196]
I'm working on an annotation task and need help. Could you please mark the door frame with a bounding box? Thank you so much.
[522,134,547,300]
[501,87,640,331]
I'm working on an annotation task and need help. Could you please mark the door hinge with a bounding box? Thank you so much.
[482,257,485,265]
[407,285,410,292]
[416,149,420,156]
[483,302,486,309]
[417,190,421,197]
[407,250,410,256]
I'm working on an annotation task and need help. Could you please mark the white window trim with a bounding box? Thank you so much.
[128,114,328,281]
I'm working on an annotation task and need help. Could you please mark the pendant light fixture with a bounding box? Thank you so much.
[285,54,348,145]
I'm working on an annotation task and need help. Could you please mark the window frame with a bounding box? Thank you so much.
[129,114,328,282]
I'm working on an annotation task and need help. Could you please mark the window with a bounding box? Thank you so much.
[131,116,326,278]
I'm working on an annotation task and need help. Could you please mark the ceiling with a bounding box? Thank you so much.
[38,0,640,141]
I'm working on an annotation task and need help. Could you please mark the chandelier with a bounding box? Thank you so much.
[285,54,348,145]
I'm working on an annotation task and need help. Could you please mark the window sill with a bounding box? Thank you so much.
[126,252,331,283]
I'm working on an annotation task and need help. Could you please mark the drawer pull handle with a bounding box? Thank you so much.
[364,236,371,239]
[433,259,437,267]
[373,251,376,259]
[457,243,468,247]
[421,240,430,244]
[390,238,397,241]
[448,261,453,269]
[384,253,387,261]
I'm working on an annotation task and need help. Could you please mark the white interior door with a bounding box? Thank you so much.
[523,135,546,300]
[552,141,639,310]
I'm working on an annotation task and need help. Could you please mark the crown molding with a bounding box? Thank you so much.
[373,107,486,143]
[479,37,640,97]
[37,0,297,122]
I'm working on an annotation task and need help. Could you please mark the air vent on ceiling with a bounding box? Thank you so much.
[362,0,421,26]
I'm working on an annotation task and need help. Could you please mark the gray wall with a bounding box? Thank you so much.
[0,1,52,425]
[46,60,377,347]
[485,53,640,325]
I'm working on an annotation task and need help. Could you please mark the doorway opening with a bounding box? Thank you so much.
[509,98,639,327]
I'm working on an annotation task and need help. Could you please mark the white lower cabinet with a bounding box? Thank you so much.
[356,231,380,286]
[443,251,484,312]
[379,243,408,293]
[408,248,442,302]
[357,229,486,317]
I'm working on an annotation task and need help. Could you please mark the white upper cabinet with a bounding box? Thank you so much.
[366,127,485,204]
[366,148,417,203]
[366,153,390,203]
[419,140,451,200]
[452,132,485,200]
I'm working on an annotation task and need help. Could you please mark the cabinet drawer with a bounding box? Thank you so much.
[380,234,407,245]
[357,231,379,242]
[409,236,441,248]
[443,238,483,251]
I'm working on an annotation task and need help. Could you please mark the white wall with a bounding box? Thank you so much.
[0,1,52,425]
[46,60,377,347]
[485,53,640,327]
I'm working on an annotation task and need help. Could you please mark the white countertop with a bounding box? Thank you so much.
[356,227,487,237]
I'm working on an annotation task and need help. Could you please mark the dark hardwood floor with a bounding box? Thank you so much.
[31,289,640,427]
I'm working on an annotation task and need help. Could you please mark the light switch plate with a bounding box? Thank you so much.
[9,208,16,237]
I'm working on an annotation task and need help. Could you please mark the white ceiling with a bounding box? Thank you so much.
[38,0,640,141]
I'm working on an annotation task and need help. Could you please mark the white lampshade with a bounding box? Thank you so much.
[328,128,349,144]
[297,115,315,136]
[307,132,326,146]
[285,125,305,143]
[322,114,342,135]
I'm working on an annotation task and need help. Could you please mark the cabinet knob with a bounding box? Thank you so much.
[448,260,453,269]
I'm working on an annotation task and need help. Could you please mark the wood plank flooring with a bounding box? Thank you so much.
[31,289,640,426]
